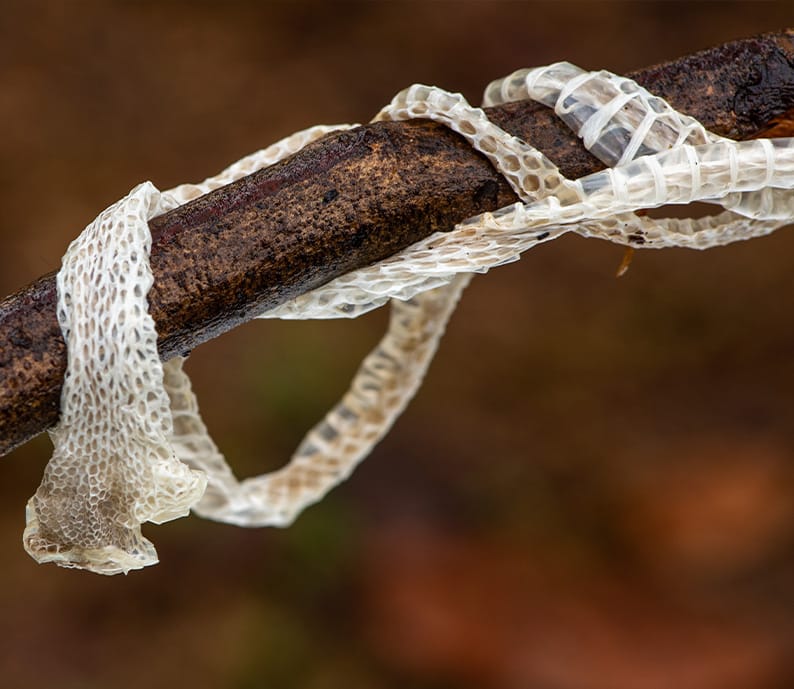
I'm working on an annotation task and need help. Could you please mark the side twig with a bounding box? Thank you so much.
[2,31,794,457]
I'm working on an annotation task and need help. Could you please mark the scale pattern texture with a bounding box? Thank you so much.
[23,184,207,574]
[25,66,794,573]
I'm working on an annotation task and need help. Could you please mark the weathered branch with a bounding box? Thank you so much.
[2,31,794,457]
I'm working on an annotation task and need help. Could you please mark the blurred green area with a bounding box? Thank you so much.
[2,2,794,688]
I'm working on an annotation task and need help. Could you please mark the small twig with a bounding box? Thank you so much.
[2,30,794,458]
[616,247,636,278]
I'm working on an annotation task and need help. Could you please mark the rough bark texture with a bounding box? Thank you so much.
[2,31,794,457]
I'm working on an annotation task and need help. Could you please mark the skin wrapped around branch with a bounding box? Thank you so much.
[1,31,794,458]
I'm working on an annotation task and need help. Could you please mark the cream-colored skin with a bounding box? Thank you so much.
[26,66,794,573]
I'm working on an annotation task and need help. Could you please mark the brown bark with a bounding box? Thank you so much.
[2,30,794,457]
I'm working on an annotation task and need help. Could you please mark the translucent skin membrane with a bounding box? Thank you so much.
[25,66,794,573]
[23,185,207,574]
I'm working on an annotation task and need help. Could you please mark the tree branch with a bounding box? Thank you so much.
[2,30,794,457]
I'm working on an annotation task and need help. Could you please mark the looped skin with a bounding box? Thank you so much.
[25,65,794,574]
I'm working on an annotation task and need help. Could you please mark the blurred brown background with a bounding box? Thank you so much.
[2,2,794,688]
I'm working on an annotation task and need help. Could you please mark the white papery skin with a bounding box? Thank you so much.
[488,62,794,220]
[167,275,469,526]
[176,85,585,527]
[27,66,794,573]
[23,184,207,575]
